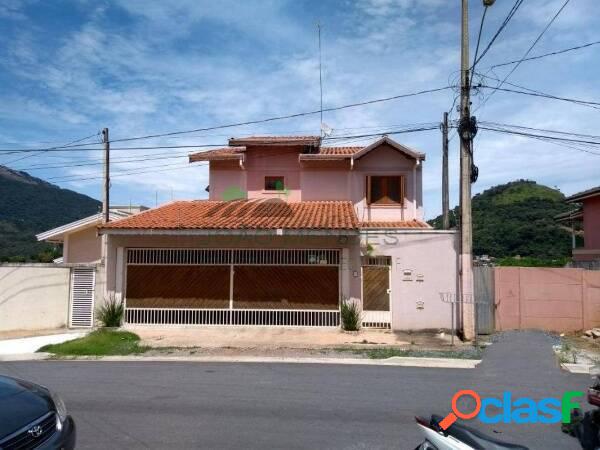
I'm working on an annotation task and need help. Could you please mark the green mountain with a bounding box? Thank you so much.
[0,165,101,262]
[428,180,573,259]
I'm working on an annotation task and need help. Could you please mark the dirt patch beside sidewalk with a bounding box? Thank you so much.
[129,326,474,358]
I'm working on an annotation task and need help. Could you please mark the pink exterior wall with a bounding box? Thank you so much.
[352,145,423,222]
[65,226,102,264]
[583,197,600,250]
[245,147,301,202]
[208,143,423,221]
[365,231,458,330]
[301,170,350,201]
[495,267,600,332]
[208,165,246,201]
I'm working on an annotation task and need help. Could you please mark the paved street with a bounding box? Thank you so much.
[0,331,590,449]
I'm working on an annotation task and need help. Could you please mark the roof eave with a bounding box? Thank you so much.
[565,189,600,203]
[99,228,359,236]
[36,214,106,241]
[228,137,321,147]
[353,136,426,161]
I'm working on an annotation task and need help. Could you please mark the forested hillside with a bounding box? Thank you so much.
[0,166,100,261]
[428,180,572,259]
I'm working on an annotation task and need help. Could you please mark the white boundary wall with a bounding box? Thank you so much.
[0,264,71,333]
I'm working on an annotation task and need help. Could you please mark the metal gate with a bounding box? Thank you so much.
[362,256,391,328]
[124,248,341,327]
[69,267,95,327]
[474,266,495,334]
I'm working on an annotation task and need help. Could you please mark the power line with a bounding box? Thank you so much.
[0,144,225,155]
[49,163,208,183]
[0,86,451,153]
[488,39,600,69]
[15,153,191,172]
[480,121,600,141]
[472,0,524,67]
[474,72,600,111]
[1,124,441,157]
[484,125,600,157]
[476,0,571,111]
[3,132,101,163]
[478,85,600,108]
[478,125,600,155]
[12,125,439,174]
[469,4,489,84]
[108,86,451,144]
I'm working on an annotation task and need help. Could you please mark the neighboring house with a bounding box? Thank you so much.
[37,206,148,264]
[98,135,459,331]
[34,205,147,328]
[560,186,600,266]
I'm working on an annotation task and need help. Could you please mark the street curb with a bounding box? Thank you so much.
[0,353,50,362]
[21,354,481,368]
[561,363,594,374]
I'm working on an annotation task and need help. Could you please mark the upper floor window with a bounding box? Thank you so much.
[265,176,285,191]
[367,175,405,206]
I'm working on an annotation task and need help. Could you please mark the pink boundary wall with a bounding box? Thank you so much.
[495,267,600,332]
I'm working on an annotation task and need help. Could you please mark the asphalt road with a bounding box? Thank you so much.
[0,331,590,449]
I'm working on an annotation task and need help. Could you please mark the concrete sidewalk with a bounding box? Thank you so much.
[129,326,464,350]
[0,331,86,356]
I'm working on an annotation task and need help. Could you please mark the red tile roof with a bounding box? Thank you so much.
[189,137,426,163]
[229,136,321,146]
[359,220,431,229]
[318,147,364,155]
[101,200,359,231]
[300,147,364,161]
[189,147,244,162]
[189,145,365,162]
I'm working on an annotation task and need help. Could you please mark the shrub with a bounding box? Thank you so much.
[97,296,124,327]
[340,298,361,331]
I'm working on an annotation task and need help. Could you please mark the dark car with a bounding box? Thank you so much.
[0,375,75,449]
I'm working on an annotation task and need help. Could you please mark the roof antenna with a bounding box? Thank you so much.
[317,22,329,139]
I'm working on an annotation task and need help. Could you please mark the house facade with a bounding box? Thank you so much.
[564,186,600,266]
[96,135,459,331]
[37,206,148,264]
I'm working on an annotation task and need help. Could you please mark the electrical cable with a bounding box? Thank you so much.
[476,0,571,111]
[487,39,600,70]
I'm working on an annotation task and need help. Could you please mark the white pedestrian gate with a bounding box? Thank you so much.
[69,267,95,327]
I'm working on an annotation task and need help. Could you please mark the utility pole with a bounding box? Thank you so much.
[442,112,449,229]
[102,128,110,224]
[459,0,475,340]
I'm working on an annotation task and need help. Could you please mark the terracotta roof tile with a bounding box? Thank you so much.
[359,220,431,229]
[229,136,321,146]
[101,200,359,231]
[316,147,364,155]
[189,147,244,162]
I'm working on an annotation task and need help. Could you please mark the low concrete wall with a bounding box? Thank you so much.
[0,264,71,333]
[495,267,600,332]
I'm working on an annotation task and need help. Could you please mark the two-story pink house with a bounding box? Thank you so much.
[565,186,600,266]
[99,136,459,330]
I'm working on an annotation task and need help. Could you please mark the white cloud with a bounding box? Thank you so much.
[0,0,598,216]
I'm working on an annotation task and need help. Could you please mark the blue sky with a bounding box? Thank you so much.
[1,0,599,219]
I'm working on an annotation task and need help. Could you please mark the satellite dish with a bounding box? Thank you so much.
[320,122,333,137]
